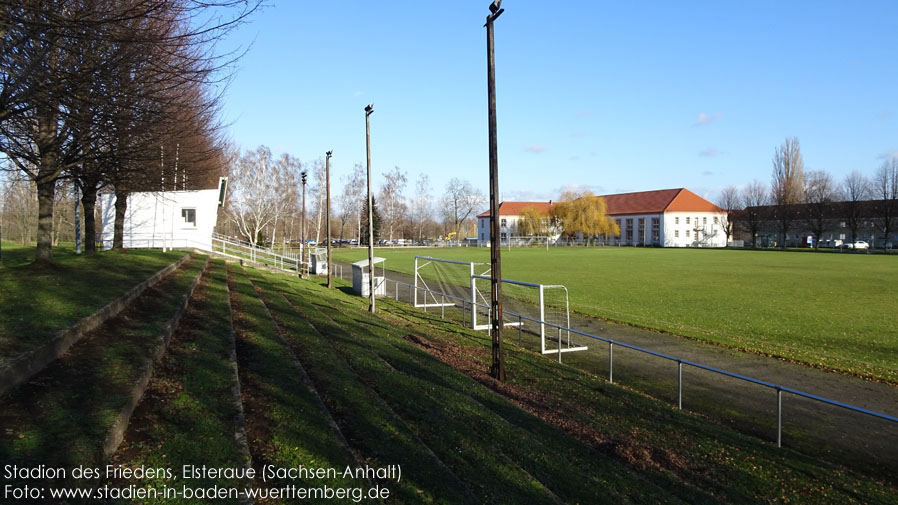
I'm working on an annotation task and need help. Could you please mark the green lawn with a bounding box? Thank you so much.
[0,242,188,361]
[333,247,898,383]
[259,271,898,503]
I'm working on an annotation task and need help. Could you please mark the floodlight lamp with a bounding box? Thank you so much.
[365,103,374,114]
[489,0,501,14]
[326,150,333,158]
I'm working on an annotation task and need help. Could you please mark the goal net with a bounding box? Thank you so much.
[413,256,488,309]
[472,275,587,355]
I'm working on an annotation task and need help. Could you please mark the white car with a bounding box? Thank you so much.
[845,241,869,250]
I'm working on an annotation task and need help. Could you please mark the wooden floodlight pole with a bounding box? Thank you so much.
[301,171,307,276]
[486,0,506,382]
[365,103,375,312]
[326,150,333,288]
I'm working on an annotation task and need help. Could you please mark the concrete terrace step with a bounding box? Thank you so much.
[0,256,207,473]
[0,253,192,397]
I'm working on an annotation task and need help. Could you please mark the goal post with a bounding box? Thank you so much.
[472,275,587,355]
[413,256,483,309]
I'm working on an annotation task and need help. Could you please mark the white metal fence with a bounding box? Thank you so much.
[211,233,303,273]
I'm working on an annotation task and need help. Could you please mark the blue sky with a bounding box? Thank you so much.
[220,1,898,204]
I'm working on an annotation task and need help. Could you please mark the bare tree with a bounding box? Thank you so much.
[410,173,432,241]
[226,146,282,248]
[308,158,327,243]
[267,153,300,248]
[0,0,258,264]
[379,166,407,241]
[739,180,768,247]
[442,178,485,239]
[802,170,837,248]
[715,185,740,244]
[770,137,805,247]
[873,158,898,249]
[337,163,365,242]
[1,174,37,244]
[842,170,871,244]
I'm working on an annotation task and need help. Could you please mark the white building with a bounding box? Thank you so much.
[477,188,728,247]
[99,185,223,252]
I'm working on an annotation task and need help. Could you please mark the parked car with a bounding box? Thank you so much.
[845,241,869,250]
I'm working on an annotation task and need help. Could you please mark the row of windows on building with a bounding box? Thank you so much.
[492,215,720,242]
[674,216,719,226]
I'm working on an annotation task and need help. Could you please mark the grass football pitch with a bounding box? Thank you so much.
[333,246,898,383]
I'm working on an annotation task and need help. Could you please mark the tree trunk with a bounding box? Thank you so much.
[35,178,56,264]
[81,188,98,255]
[113,190,128,249]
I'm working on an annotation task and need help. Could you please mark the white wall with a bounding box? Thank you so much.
[100,189,220,251]
[662,212,727,247]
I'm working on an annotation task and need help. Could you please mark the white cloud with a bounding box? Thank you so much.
[554,183,604,196]
[699,148,719,157]
[878,149,898,160]
[694,112,723,126]
[504,189,554,201]
[524,145,548,153]
[701,170,714,176]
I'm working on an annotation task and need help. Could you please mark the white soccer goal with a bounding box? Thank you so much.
[472,275,587,355]
[413,256,486,310]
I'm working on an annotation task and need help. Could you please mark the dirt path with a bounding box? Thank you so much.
[333,261,898,479]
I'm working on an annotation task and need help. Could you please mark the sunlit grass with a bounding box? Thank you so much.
[0,243,188,360]
[333,247,898,382]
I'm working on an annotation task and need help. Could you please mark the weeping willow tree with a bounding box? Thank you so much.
[553,190,619,241]
[518,205,549,236]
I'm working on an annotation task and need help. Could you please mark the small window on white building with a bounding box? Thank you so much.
[675,230,679,238]
[675,216,679,224]
[686,217,690,225]
[181,208,196,227]
[714,216,719,224]
[703,217,707,225]
[501,218,507,227]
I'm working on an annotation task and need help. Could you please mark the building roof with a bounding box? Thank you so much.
[604,188,723,215]
[477,189,722,218]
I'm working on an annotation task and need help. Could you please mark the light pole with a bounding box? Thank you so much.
[326,150,333,288]
[365,103,376,313]
[486,0,506,382]
[300,170,308,277]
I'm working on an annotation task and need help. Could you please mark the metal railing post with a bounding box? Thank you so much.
[777,388,783,448]
[462,301,467,327]
[608,342,614,383]
[678,361,683,410]
[558,327,562,363]
[441,294,445,319]
[518,314,522,347]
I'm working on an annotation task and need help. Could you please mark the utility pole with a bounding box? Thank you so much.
[486,0,506,381]
[365,103,376,312]
[301,170,307,277]
[326,150,333,288]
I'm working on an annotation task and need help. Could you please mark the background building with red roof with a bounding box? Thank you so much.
[476,188,727,247]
